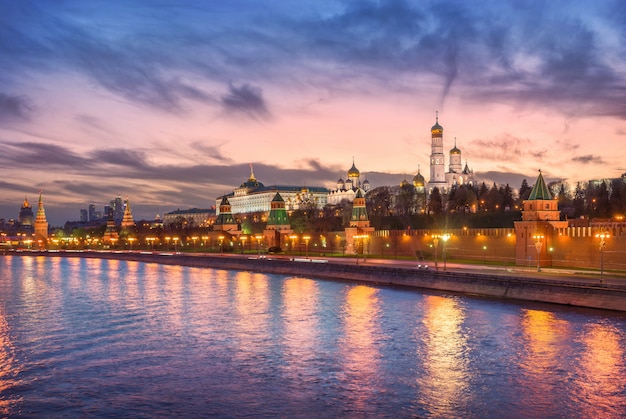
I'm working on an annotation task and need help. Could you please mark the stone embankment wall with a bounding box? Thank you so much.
[22,251,626,313]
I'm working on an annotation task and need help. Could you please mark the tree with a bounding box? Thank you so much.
[573,182,585,218]
[518,179,532,205]
[428,187,443,214]
[395,183,416,216]
[366,186,392,217]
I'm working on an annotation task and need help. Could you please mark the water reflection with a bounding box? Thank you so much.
[340,285,382,411]
[575,322,626,416]
[281,277,321,400]
[418,295,470,415]
[0,306,22,415]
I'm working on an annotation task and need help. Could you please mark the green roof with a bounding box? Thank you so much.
[528,171,552,200]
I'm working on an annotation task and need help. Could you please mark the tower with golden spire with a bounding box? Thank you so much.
[121,198,136,229]
[34,192,49,243]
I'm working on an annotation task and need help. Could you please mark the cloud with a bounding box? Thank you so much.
[469,134,546,163]
[572,155,605,165]
[0,92,34,121]
[220,82,271,120]
[0,142,90,168]
[90,148,149,168]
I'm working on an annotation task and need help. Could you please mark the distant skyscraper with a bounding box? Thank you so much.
[88,204,97,221]
[80,209,88,222]
[18,197,34,227]
[110,196,124,223]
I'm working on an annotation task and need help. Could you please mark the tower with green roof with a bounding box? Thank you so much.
[514,170,568,267]
[264,192,292,249]
[215,196,238,232]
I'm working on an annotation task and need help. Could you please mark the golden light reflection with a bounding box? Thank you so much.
[281,277,320,383]
[233,271,270,358]
[575,323,626,417]
[519,309,571,412]
[341,285,382,410]
[419,296,470,413]
[0,306,23,415]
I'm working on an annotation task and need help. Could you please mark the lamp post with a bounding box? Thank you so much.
[595,232,609,283]
[240,236,247,254]
[165,236,171,252]
[191,236,198,252]
[533,234,544,272]
[173,237,179,253]
[432,235,439,271]
[202,236,209,253]
[218,235,224,254]
[482,245,487,265]
[127,237,136,251]
[255,235,263,256]
[290,235,297,258]
[441,233,450,271]
[303,235,310,258]
[146,237,155,251]
[354,235,362,265]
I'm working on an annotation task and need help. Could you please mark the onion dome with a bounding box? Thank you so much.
[400,178,409,187]
[431,112,443,133]
[413,170,425,187]
[450,138,461,154]
[347,161,360,177]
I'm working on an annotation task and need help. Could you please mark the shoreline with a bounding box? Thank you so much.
[5,250,626,313]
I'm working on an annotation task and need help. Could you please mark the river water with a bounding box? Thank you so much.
[0,255,625,418]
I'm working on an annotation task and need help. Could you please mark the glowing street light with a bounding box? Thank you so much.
[303,235,310,258]
[202,236,209,253]
[595,232,610,283]
[432,235,439,271]
[127,237,136,251]
[289,235,298,258]
[533,234,544,272]
[165,236,171,251]
[240,236,247,254]
[146,237,156,251]
[441,233,450,271]
[255,235,263,255]
[219,235,224,254]
[173,237,179,253]
[191,236,198,252]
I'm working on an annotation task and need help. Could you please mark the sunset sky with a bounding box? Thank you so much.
[1,0,625,225]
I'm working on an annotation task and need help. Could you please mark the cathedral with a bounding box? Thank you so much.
[424,113,474,194]
[327,160,371,205]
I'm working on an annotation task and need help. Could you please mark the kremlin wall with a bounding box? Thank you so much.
[2,115,625,275]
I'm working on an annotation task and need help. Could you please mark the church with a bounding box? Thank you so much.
[424,113,474,194]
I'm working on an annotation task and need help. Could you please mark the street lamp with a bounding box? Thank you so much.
[218,235,224,254]
[191,236,198,252]
[127,237,136,251]
[255,235,263,256]
[441,233,450,271]
[289,235,298,258]
[595,232,610,283]
[432,235,439,271]
[173,237,179,253]
[202,236,209,253]
[146,237,156,251]
[240,236,247,254]
[482,245,487,264]
[353,235,363,265]
[533,234,544,272]
[303,235,310,258]
[165,236,171,251]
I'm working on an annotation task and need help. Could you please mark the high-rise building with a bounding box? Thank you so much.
[110,196,124,223]
[88,204,97,221]
[18,197,34,227]
[80,209,88,222]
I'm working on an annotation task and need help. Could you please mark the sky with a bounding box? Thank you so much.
[1,0,626,225]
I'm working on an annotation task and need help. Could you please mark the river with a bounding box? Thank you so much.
[1,255,625,417]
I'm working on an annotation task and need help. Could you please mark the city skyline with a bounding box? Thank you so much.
[1,1,625,225]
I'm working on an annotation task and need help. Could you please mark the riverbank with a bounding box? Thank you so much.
[5,250,626,312]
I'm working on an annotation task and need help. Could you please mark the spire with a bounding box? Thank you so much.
[121,198,135,229]
[528,170,553,200]
[249,163,256,182]
[34,191,49,242]
[435,110,438,124]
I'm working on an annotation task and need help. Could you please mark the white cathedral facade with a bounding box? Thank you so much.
[425,113,474,194]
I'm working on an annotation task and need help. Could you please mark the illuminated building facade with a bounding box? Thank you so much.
[216,166,329,216]
[328,160,371,205]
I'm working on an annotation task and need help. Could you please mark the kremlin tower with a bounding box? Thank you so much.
[34,192,49,244]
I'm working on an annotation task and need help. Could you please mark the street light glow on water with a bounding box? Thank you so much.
[0,256,625,417]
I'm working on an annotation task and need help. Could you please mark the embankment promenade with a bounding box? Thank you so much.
[5,250,626,313]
